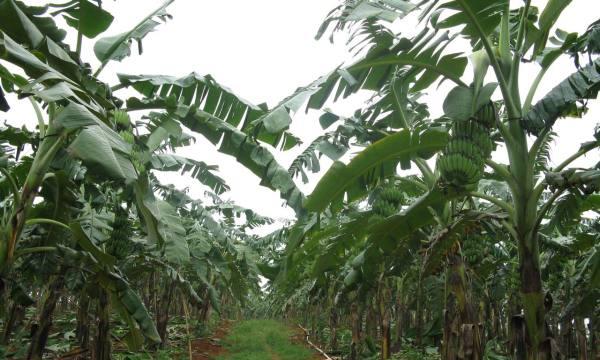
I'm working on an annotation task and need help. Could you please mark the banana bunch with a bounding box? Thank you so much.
[437,102,496,186]
[106,206,133,260]
[112,110,146,173]
[461,237,485,267]
[113,110,135,145]
[379,186,404,204]
[371,184,403,221]
[114,109,130,129]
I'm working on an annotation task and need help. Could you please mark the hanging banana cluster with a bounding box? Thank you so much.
[106,205,133,260]
[437,102,496,186]
[370,184,404,222]
[461,237,486,267]
[113,110,145,173]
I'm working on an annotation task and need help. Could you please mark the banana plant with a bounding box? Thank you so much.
[287,1,600,359]
[0,0,277,357]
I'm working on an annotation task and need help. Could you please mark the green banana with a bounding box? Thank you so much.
[106,206,133,259]
[113,110,131,130]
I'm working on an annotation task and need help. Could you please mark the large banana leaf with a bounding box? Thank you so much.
[531,0,574,57]
[305,29,467,112]
[304,127,448,212]
[436,0,508,42]
[134,177,190,264]
[94,0,173,66]
[156,200,190,264]
[59,0,114,39]
[149,154,229,195]
[70,222,116,267]
[103,276,161,344]
[0,2,116,108]
[0,0,64,48]
[57,245,161,344]
[119,73,300,149]
[522,58,600,135]
[316,0,418,41]
[55,103,137,182]
[206,201,273,230]
[0,86,8,111]
[121,73,306,214]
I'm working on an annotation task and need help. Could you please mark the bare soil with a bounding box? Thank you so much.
[189,320,231,360]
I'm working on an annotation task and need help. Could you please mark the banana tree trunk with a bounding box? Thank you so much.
[393,285,405,352]
[589,315,598,360]
[314,304,322,347]
[378,282,391,359]
[442,296,460,359]
[517,237,553,360]
[366,302,377,340]
[1,303,24,344]
[76,294,90,350]
[156,280,175,347]
[490,302,501,341]
[416,278,424,349]
[27,276,64,360]
[445,250,483,360]
[329,307,338,352]
[350,303,362,360]
[94,289,111,360]
[559,316,573,357]
[575,317,588,360]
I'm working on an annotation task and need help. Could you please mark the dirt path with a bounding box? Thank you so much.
[189,320,232,359]
[189,319,326,360]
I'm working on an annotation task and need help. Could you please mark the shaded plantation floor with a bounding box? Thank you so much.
[196,319,323,360]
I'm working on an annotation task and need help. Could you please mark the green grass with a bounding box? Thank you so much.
[217,319,315,360]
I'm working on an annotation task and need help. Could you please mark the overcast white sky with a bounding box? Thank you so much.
[5,0,600,231]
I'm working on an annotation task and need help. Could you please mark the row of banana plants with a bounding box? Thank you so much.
[0,0,302,358]
[260,1,599,359]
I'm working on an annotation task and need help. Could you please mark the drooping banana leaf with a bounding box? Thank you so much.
[436,0,509,43]
[134,176,190,264]
[57,245,161,344]
[523,58,600,135]
[0,3,116,106]
[316,0,418,41]
[306,29,467,112]
[94,0,174,66]
[119,72,300,149]
[304,127,448,213]
[0,0,65,48]
[156,200,190,264]
[121,73,306,214]
[149,154,229,195]
[59,0,114,39]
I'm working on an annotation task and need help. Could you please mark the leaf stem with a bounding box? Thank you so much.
[14,246,57,258]
[468,191,515,219]
[25,218,71,230]
[554,143,599,173]
[0,167,21,206]
[523,67,547,113]
[509,0,532,110]
[484,159,516,190]
[531,140,599,209]
[455,0,520,119]
[29,98,46,139]
[533,189,564,234]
